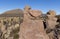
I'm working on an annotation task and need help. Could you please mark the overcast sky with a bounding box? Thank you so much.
[0,0,60,14]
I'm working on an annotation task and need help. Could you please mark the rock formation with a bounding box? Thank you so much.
[46,10,58,39]
[19,5,49,39]
[46,10,57,29]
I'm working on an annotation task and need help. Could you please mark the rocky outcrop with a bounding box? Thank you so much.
[45,10,59,39]
[19,6,49,39]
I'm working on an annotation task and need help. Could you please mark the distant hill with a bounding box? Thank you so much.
[0,9,24,17]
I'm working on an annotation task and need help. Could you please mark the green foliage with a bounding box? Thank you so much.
[10,27,20,39]
[13,34,19,39]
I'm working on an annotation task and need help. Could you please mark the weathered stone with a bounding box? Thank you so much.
[20,20,49,39]
[46,15,57,29]
[19,6,49,39]
[24,5,31,12]
[29,10,42,17]
[46,11,58,39]
[47,10,56,16]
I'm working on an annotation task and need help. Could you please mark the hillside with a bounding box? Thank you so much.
[0,9,23,17]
